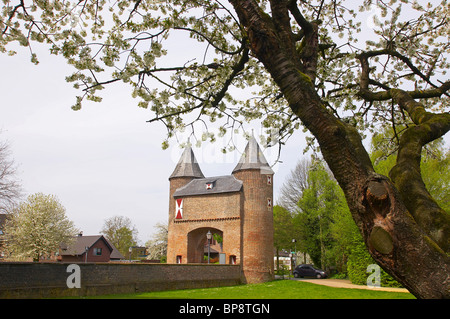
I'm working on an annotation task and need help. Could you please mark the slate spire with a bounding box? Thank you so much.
[169,145,205,179]
[232,135,274,175]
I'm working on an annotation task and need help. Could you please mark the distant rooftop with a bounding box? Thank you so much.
[60,235,124,260]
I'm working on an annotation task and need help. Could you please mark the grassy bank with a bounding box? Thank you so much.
[87,279,415,299]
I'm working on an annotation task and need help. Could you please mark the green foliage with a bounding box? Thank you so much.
[213,232,223,244]
[275,264,289,278]
[100,215,139,257]
[347,237,403,288]
[273,205,295,251]
[295,161,352,270]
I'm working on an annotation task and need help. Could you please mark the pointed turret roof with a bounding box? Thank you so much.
[232,135,274,174]
[169,145,205,180]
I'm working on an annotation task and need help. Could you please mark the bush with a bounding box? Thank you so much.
[330,272,348,280]
[347,239,403,288]
[275,264,290,278]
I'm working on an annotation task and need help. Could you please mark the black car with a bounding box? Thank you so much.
[293,264,327,279]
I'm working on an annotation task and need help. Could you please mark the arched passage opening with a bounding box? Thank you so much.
[187,227,223,263]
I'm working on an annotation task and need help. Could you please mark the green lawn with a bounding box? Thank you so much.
[88,279,415,299]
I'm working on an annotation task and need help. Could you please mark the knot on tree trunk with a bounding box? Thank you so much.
[369,225,394,255]
[365,179,390,217]
[362,176,395,255]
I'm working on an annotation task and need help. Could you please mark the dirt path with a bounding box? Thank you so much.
[292,278,410,293]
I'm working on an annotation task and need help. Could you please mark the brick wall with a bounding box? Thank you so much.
[0,262,241,298]
[233,170,274,284]
[168,192,242,264]
[167,176,194,264]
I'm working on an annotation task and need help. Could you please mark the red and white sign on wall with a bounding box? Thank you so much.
[175,198,183,219]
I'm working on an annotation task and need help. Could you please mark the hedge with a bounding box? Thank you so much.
[347,239,403,288]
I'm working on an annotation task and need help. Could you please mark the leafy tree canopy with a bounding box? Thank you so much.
[100,215,138,256]
[4,193,78,261]
[2,0,448,150]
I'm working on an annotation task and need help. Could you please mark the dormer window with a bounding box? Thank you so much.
[205,181,215,190]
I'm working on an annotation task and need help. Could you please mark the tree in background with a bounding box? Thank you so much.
[273,205,295,270]
[277,158,311,213]
[4,193,78,261]
[0,136,22,214]
[296,161,347,270]
[2,0,449,297]
[100,215,138,257]
[145,222,168,262]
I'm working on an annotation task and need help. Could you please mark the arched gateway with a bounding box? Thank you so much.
[187,227,223,263]
[166,136,274,284]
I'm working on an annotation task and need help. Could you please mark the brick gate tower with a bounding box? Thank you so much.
[232,136,274,284]
[166,136,274,284]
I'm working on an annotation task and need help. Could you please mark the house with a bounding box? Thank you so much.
[59,234,124,262]
[129,246,148,260]
[166,136,275,283]
[274,249,313,271]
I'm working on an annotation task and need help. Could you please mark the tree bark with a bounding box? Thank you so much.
[229,0,450,298]
[389,89,450,252]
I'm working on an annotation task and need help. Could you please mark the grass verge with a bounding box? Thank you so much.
[86,279,415,299]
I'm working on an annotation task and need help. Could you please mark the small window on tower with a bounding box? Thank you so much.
[205,180,215,190]
[267,175,272,185]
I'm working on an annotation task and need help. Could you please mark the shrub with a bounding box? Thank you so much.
[347,239,403,288]
[275,264,290,278]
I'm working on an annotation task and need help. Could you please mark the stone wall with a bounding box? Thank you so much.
[0,262,241,298]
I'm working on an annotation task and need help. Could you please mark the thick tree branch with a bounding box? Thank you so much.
[288,0,313,34]
[389,89,450,252]
[358,81,450,102]
[358,49,437,88]
[287,0,319,83]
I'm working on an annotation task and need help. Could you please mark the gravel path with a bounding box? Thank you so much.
[291,278,410,293]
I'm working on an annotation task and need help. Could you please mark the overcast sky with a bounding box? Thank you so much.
[0,40,311,244]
